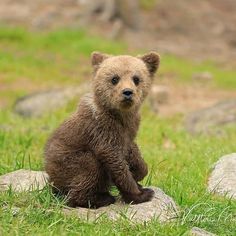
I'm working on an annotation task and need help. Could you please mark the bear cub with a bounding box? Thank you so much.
[44,51,160,208]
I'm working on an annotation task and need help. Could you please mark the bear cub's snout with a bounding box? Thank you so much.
[122,88,133,100]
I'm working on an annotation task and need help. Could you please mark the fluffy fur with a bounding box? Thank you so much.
[44,51,160,208]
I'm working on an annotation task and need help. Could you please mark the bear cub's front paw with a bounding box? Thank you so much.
[122,187,154,204]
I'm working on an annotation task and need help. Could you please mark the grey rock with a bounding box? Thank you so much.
[208,153,236,199]
[0,169,48,192]
[2,206,21,217]
[0,170,179,222]
[11,207,20,216]
[14,83,90,118]
[185,100,236,135]
[63,187,179,223]
[189,227,216,236]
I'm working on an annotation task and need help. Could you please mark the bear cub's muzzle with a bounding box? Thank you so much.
[122,88,134,101]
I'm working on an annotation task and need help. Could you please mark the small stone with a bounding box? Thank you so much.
[2,205,21,217]
[208,153,236,199]
[11,207,20,216]
[0,169,48,192]
[189,227,216,236]
[63,187,179,223]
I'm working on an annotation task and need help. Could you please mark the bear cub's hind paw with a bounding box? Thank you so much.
[94,192,116,208]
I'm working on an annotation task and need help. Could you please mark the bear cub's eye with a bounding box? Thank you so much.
[133,76,140,86]
[111,75,120,85]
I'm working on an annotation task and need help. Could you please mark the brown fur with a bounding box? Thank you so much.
[44,51,160,208]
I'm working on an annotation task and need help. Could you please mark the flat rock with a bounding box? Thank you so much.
[0,170,179,223]
[63,187,179,223]
[208,153,236,199]
[185,100,236,135]
[0,169,48,192]
[14,83,89,118]
[189,227,216,236]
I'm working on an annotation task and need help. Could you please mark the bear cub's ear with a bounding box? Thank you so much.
[139,52,160,76]
[91,52,110,69]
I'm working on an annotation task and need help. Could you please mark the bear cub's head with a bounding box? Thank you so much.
[91,52,160,112]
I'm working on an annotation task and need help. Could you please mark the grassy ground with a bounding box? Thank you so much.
[0,27,236,235]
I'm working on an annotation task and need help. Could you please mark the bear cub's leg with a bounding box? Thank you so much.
[127,143,149,183]
[121,143,154,204]
[66,153,115,208]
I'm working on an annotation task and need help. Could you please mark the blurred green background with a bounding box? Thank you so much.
[0,1,235,235]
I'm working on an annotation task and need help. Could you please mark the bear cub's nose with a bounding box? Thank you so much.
[122,89,133,99]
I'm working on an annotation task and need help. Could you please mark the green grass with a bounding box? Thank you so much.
[160,55,236,90]
[0,27,236,235]
[139,0,157,10]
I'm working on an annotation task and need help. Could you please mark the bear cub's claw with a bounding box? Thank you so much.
[122,187,155,204]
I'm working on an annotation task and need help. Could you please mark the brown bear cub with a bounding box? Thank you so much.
[44,51,160,208]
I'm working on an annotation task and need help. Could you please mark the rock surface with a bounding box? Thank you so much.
[0,170,179,223]
[189,227,216,236]
[185,100,236,135]
[63,187,179,223]
[14,84,89,117]
[208,153,236,199]
[0,169,48,192]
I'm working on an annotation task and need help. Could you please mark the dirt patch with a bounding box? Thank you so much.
[0,1,235,64]
[0,0,82,29]
[72,1,236,65]
[123,0,236,65]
